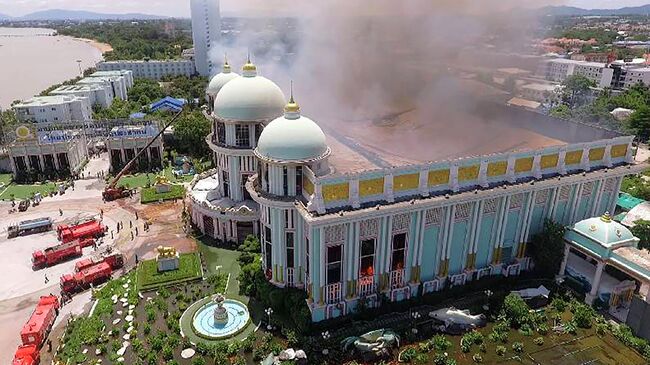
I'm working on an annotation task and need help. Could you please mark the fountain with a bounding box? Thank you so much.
[188,293,251,340]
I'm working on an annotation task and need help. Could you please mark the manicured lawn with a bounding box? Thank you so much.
[0,182,59,200]
[196,239,246,303]
[0,173,12,186]
[140,184,186,203]
[115,166,194,189]
[136,252,202,291]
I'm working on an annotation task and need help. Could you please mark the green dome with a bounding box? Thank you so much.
[572,213,636,248]
[256,113,329,162]
[213,74,285,121]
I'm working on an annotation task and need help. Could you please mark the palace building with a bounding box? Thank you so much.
[190,59,644,322]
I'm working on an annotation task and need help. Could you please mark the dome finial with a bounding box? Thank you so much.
[222,53,231,73]
[242,49,257,77]
[601,212,612,223]
[284,81,300,118]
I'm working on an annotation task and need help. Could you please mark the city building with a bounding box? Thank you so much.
[96,60,196,80]
[50,84,115,109]
[90,70,134,89]
[538,58,650,89]
[106,125,163,172]
[518,83,560,103]
[77,75,129,101]
[190,60,643,322]
[190,0,221,77]
[13,95,92,124]
[8,127,88,179]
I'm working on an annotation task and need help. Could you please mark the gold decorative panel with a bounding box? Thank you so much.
[514,157,534,173]
[564,150,583,165]
[610,144,628,158]
[458,165,479,182]
[588,147,605,162]
[540,154,559,169]
[394,173,419,192]
[303,176,314,195]
[359,178,384,197]
[487,161,507,177]
[428,169,450,186]
[322,183,349,202]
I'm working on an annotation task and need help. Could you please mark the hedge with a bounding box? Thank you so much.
[141,184,186,204]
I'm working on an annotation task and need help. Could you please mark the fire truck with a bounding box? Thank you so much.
[12,295,59,365]
[60,262,113,294]
[32,241,82,269]
[57,219,106,243]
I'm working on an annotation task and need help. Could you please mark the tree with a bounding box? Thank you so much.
[529,219,566,278]
[562,75,596,108]
[631,220,650,251]
[550,104,572,119]
[628,106,650,142]
[171,110,211,157]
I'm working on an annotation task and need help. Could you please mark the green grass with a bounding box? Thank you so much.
[140,184,186,203]
[196,239,246,303]
[0,173,12,186]
[0,182,59,200]
[115,166,194,189]
[136,252,202,291]
[59,316,106,364]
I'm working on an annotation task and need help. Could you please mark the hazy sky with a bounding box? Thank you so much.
[0,0,649,17]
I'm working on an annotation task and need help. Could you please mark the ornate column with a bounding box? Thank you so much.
[586,261,605,305]
[350,178,360,209]
[558,150,567,175]
[384,173,394,203]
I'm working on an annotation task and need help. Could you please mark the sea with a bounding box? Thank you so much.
[0,27,104,109]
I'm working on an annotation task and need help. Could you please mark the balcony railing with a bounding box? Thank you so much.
[325,282,342,304]
[358,275,375,297]
[390,269,404,289]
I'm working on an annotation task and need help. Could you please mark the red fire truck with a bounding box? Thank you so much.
[57,219,106,243]
[61,262,113,294]
[74,251,124,272]
[12,344,40,365]
[31,241,82,269]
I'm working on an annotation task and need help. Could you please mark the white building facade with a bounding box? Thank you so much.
[78,75,129,101]
[97,60,196,80]
[106,125,164,172]
[50,84,114,109]
[9,129,88,179]
[190,0,221,77]
[13,96,92,124]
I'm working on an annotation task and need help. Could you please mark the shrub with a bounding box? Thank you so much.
[473,353,483,363]
[192,357,206,365]
[512,342,524,353]
[432,334,452,352]
[143,323,151,335]
[534,337,544,346]
[519,323,534,336]
[537,323,549,335]
[162,345,174,361]
[479,343,486,353]
[400,347,418,362]
[502,293,531,328]
[596,323,608,336]
[551,297,568,312]
[572,303,594,329]
[496,345,507,356]
[565,321,578,335]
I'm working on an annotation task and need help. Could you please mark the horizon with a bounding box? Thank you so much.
[0,0,649,18]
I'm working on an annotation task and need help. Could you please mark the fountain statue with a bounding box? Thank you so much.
[212,293,228,324]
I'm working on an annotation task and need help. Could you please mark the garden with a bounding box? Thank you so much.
[54,233,650,365]
[140,184,186,204]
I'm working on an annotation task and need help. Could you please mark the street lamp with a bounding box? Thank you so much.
[411,311,421,334]
[483,289,493,311]
[76,60,82,75]
[321,331,331,355]
[265,307,273,330]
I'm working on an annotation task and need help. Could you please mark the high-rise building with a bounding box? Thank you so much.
[190,0,221,77]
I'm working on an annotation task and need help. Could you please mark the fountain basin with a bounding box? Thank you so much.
[190,298,250,340]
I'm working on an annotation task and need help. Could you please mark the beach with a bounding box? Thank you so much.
[0,27,111,109]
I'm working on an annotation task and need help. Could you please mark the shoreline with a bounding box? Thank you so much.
[71,37,113,55]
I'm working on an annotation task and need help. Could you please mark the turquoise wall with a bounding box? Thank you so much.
[530,206,546,236]
[420,226,440,281]
[475,215,496,268]
[448,221,469,275]
[312,227,321,303]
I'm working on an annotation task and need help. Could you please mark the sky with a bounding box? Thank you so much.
[0,0,649,17]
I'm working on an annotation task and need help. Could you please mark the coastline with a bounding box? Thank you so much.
[71,37,113,55]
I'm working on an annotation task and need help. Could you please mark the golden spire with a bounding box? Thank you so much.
[223,53,231,73]
[600,212,612,223]
[242,50,256,73]
[285,81,300,115]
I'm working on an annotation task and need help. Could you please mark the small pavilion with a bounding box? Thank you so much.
[561,213,650,319]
